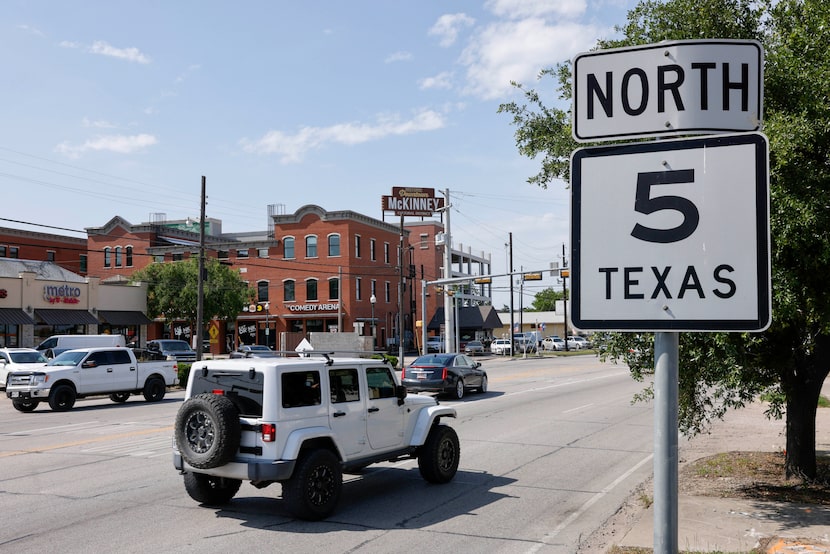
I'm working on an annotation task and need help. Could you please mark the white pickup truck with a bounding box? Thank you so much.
[5,347,179,412]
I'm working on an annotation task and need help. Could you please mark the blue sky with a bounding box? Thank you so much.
[2,0,631,308]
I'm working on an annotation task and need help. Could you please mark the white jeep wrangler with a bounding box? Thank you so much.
[173,353,460,520]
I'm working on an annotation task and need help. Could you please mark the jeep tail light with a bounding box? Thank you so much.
[261,423,276,442]
[212,389,224,395]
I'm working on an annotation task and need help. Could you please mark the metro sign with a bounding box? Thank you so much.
[573,39,763,142]
[570,133,770,331]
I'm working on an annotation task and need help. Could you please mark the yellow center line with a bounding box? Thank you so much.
[0,425,173,458]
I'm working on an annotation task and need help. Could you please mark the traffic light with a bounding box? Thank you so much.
[474,277,491,284]
[523,273,542,281]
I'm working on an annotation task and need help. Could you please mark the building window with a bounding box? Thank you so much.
[9,246,18,259]
[384,242,390,264]
[385,281,391,303]
[257,281,269,302]
[47,250,56,262]
[237,248,249,259]
[257,247,269,258]
[283,237,295,259]
[154,255,165,263]
[218,250,229,260]
[307,279,318,301]
[355,235,361,258]
[356,277,362,301]
[79,254,88,273]
[104,247,111,268]
[328,277,339,300]
[115,246,123,267]
[125,246,133,267]
[370,239,376,261]
[328,234,340,257]
[172,252,184,261]
[306,235,317,258]
[0,246,6,257]
[371,279,377,297]
[420,233,429,249]
[284,280,295,302]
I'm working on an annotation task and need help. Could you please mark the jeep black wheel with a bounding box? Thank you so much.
[110,392,131,403]
[142,377,166,402]
[48,384,76,411]
[12,399,39,412]
[282,449,342,520]
[183,471,241,505]
[175,393,240,469]
[418,424,460,484]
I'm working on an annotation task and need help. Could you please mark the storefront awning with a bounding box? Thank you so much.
[0,308,35,325]
[34,309,100,325]
[98,310,153,325]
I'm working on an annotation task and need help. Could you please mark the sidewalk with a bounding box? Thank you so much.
[615,380,830,553]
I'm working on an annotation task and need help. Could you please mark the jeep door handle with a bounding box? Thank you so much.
[333,411,346,417]
[367,407,379,413]
[106,368,113,373]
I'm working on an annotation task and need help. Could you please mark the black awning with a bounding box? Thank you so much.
[34,309,100,325]
[0,308,35,325]
[97,310,153,325]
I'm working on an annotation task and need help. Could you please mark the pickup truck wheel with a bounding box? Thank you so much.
[12,399,39,412]
[282,449,342,520]
[175,393,240,469]
[450,378,465,400]
[110,392,131,403]
[418,424,460,484]
[183,471,241,505]
[142,377,166,402]
[48,384,76,411]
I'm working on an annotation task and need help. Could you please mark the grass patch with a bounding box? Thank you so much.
[819,395,830,408]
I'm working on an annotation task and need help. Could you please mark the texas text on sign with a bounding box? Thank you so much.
[570,133,771,332]
[572,39,763,142]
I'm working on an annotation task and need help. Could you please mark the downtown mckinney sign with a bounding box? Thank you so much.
[570,39,770,332]
[382,187,445,217]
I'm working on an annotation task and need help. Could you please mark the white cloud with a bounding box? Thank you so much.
[460,18,607,100]
[419,71,454,91]
[55,134,157,158]
[59,41,80,49]
[428,13,475,47]
[176,64,201,83]
[385,51,413,63]
[88,40,151,64]
[241,110,446,163]
[17,24,45,37]
[82,118,117,129]
[485,0,587,19]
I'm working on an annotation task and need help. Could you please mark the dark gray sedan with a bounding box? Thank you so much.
[229,345,279,358]
[401,353,488,400]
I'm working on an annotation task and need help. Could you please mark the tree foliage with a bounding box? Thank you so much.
[531,287,564,312]
[499,0,830,479]
[130,258,254,329]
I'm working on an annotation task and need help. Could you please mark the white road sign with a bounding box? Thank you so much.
[573,39,763,142]
[570,133,770,331]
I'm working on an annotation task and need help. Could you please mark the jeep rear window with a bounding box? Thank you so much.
[191,368,264,417]
[282,371,321,408]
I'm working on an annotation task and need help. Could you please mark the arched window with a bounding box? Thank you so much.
[306,278,318,301]
[125,246,133,267]
[104,247,111,268]
[328,277,339,300]
[328,234,340,257]
[306,235,318,258]
[284,279,295,302]
[257,281,269,302]
[283,237,295,259]
[114,246,122,267]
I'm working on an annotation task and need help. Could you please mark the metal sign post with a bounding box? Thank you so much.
[654,331,679,553]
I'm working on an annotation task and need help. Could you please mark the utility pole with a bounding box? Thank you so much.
[562,243,568,352]
[508,233,515,355]
[196,176,206,361]
[441,189,453,353]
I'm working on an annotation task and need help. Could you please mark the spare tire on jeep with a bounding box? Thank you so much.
[175,393,241,469]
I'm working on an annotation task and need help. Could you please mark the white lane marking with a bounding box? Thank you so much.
[526,453,654,553]
[562,403,594,414]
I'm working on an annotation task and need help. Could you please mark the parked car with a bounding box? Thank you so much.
[229,345,279,358]
[490,339,512,355]
[426,336,444,353]
[35,334,126,358]
[401,353,488,400]
[464,340,485,356]
[542,336,566,351]
[513,334,537,353]
[146,339,197,362]
[568,336,591,349]
[0,348,48,388]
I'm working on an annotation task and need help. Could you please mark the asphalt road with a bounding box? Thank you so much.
[0,355,654,553]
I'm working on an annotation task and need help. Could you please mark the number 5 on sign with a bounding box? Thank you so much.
[570,133,770,332]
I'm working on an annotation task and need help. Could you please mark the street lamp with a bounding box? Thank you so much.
[370,294,377,349]
[264,302,270,349]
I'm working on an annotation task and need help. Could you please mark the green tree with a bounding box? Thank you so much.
[531,287,564,312]
[499,0,830,479]
[131,258,254,337]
